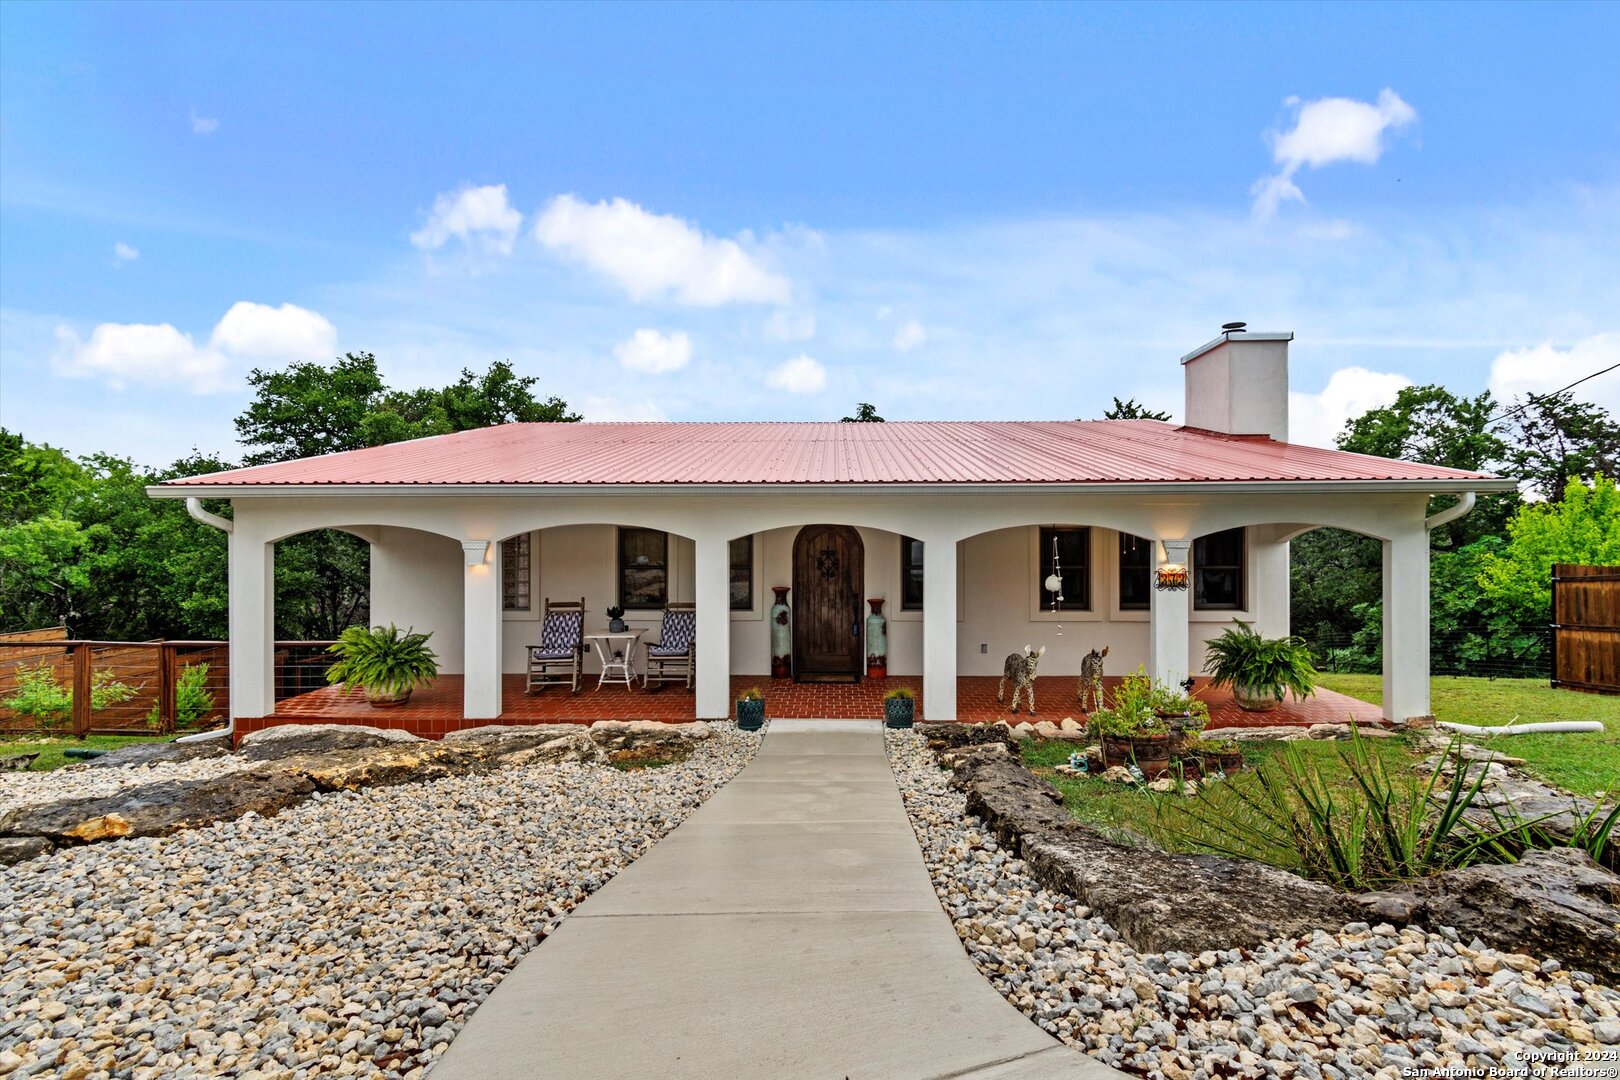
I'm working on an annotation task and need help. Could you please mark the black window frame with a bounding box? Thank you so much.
[1118,532,1152,611]
[1193,527,1246,611]
[900,536,924,611]
[617,527,669,610]
[501,533,532,612]
[1038,526,1091,612]
[729,536,753,611]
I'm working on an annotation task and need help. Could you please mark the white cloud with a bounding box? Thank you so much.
[209,301,337,360]
[893,319,928,352]
[1488,332,1620,416]
[1288,366,1413,448]
[763,310,816,342]
[410,184,523,254]
[53,323,228,392]
[613,328,693,374]
[52,301,338,394]
[766,354,826,395]
[189,109,219,136]
[112,242,139,264]
[533,194,791,306]
[1253,89,1417,218]
[581,396,668,422]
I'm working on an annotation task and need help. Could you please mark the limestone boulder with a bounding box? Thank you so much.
[80,739,231,769]
[922,723,1017,753]
[0,769,317,845]
[587,720,715,751]
[486,731,606,769]
[239,723,420,761]
[1358,849,1620,984]
[275,742,487,792]
[0,835,54,865]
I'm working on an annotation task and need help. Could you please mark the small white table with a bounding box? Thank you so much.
[585,630,645,691]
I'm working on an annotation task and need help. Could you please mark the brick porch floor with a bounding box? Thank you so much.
[249,673,1385,740]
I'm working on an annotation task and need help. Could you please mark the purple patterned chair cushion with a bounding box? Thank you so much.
[531,610,582,661]
[647,609,696,657]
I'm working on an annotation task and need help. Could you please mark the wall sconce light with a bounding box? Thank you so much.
[461,540,491,566]
[1155,564,1189,591]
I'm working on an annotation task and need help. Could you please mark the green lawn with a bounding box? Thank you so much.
[1319,675,1620,797]
[0,733,176,772]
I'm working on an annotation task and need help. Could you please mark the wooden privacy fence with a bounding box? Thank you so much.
[0,639,338,736]
[1552,564,1620,696]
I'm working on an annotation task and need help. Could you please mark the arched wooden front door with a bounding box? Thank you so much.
[792,524,864,683]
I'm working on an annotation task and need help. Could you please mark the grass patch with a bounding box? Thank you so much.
[1021,734,1427,851]
[0,733,178,772]
[1319,675,1620,797]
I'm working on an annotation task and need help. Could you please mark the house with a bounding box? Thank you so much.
[149,329,1515,731]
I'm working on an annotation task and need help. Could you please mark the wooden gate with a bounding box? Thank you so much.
[1552,563,1620,696]
[792,525,864,683]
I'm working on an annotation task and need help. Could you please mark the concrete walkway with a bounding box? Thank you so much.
[434,720,1124,1080]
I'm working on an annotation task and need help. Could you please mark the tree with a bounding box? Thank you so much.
[1479,474,1620,624]
[236,352,391,465]
[1499,390,1620,501]
[1101,397,1172,421]
[841,403,884,422]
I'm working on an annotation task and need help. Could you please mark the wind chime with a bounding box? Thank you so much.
[1043,530,1064,637]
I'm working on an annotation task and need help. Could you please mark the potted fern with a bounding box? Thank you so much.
[883,686,916,728]
[325,625,439,707]
[1202,620,1318,712]
[736,686,765,730]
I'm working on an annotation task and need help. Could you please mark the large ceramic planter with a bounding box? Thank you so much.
[1233,684,1281,712]
[1102,733,1171,777]
[884,697,914,728]
[736,698,765,731]
[866,598,888,678]
[769,587,792,679]
[367,687,413,709]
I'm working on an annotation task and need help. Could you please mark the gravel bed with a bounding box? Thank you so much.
[0,754,260,816]
[1,727,759,1079]
[885,730,1620,1079]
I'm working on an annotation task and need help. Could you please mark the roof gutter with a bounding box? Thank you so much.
[176,499,234,745]
[1424,491,1477,532]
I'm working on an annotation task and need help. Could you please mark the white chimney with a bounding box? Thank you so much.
[1180,326,1293,442]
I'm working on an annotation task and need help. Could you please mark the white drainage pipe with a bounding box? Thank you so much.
[177,497,235,744]
[1436,720,1604,736]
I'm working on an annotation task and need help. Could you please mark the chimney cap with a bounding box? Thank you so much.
[1221,321,1248,333]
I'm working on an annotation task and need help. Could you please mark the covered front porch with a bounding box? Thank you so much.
[246,674,1389,740]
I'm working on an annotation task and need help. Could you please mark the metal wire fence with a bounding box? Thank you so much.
[1301,625,1553,681]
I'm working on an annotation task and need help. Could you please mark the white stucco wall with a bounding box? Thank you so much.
[369,526,465,673]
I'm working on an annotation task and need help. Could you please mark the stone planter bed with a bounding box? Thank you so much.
[885,729,1620,1079]
[0,723,759,1080]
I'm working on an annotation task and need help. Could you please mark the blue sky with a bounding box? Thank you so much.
[2,1,1617,466]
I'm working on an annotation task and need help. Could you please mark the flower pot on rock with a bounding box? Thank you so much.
[883,688,915,728]
[1202,620,1319,713]
[325,624,439,709]
[736,689,766,731]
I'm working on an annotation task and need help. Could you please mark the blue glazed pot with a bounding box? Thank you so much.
[736,697,766,730]
[884,697,915,728]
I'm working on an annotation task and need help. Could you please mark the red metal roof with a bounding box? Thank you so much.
[157,420,1502,488]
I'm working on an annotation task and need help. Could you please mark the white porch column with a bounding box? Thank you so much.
[1382,527,1431,723]
[694,535,731,720]
[1150,539,1192,688]
[922,535,958,721]
[461,540,503,720]
[228,530,275,720]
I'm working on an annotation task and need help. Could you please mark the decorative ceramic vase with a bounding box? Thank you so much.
[608,615,628,633]
[769,586,792,679]
[1233,684,1280,712]
[865,598,888,678]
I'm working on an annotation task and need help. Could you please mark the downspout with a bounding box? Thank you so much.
[177,498,235,744]
[1424,491,1476,532]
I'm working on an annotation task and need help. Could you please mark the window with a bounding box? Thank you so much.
[1118,533,1152,611]
[900,536,924,610]
[618,528,668,610]
[729,536,753,611]
[1194,528,1245,610]
[1038,527,1091,611]
[501,534,532,612]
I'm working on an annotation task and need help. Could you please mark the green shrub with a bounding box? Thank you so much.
[4,662,136,731]
[1202,620,1319,700]
[144,663,218,731]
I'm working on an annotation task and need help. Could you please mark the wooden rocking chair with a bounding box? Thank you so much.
[526,597,586,693]
[643,602,696,691]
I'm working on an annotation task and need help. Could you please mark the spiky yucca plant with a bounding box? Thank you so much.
[325,625,439,701]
